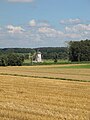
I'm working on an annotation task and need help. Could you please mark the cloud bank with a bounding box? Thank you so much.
[0,18,90,48]
[65,24,90,32]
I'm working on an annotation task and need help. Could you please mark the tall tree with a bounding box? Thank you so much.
[69,39,90,62]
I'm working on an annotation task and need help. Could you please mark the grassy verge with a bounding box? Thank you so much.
[23,59,71,66]
[23,59,90,66]
[59,64,90,69]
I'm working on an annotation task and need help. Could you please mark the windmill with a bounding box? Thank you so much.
[35,51,42,62]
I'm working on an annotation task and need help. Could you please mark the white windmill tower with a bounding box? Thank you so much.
[36,51,42,62]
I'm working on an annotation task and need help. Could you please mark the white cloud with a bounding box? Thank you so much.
[29,19,36,27]
[1,19,90,48]
[8,0,33,2]
[60,18,81,24]
[38,26,83,39]
[37,21,50,27]
[38,27,64,38]
[7,25,24,34]
[65,24,90,32]
[66,33,81,39]
[29,19,50,27]
[38,23,50,27]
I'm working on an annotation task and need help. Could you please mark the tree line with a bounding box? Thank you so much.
[0,47,68,60]
[0,39,90,66]
[0,47,68,66]
[69,39,90,62]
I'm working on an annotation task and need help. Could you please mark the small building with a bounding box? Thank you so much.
[35,51,42,62]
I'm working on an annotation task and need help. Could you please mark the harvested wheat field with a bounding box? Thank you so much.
[0,64,90,82]
[0,64,90,120]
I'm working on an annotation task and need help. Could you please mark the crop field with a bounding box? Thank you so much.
[0,64,90,120]
[0,64,90,82]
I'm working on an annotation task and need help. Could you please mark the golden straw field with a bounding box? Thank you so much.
[0,64,90,120]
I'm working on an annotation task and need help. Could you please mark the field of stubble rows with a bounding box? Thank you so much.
[0,64,90,120]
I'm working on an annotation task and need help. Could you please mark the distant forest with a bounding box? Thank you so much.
[0,47,68,60]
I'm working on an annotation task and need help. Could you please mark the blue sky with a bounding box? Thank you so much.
[0,0,90,48]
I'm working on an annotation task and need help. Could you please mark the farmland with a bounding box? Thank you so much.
[0,64,90,120]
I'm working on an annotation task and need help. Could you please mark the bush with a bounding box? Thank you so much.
[0,53,24,66]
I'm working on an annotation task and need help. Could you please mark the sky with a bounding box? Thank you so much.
[0,0,90,48]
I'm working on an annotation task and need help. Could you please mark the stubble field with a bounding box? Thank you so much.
[0,64,90,120]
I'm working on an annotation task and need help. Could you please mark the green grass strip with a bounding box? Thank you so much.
[59,64,90,69]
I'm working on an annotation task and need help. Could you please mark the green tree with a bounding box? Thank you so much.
[7,53,24,66]
[69,39,90,62]
[0,56,7,66]
[53,53,58,63]
[29,50,36,65]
